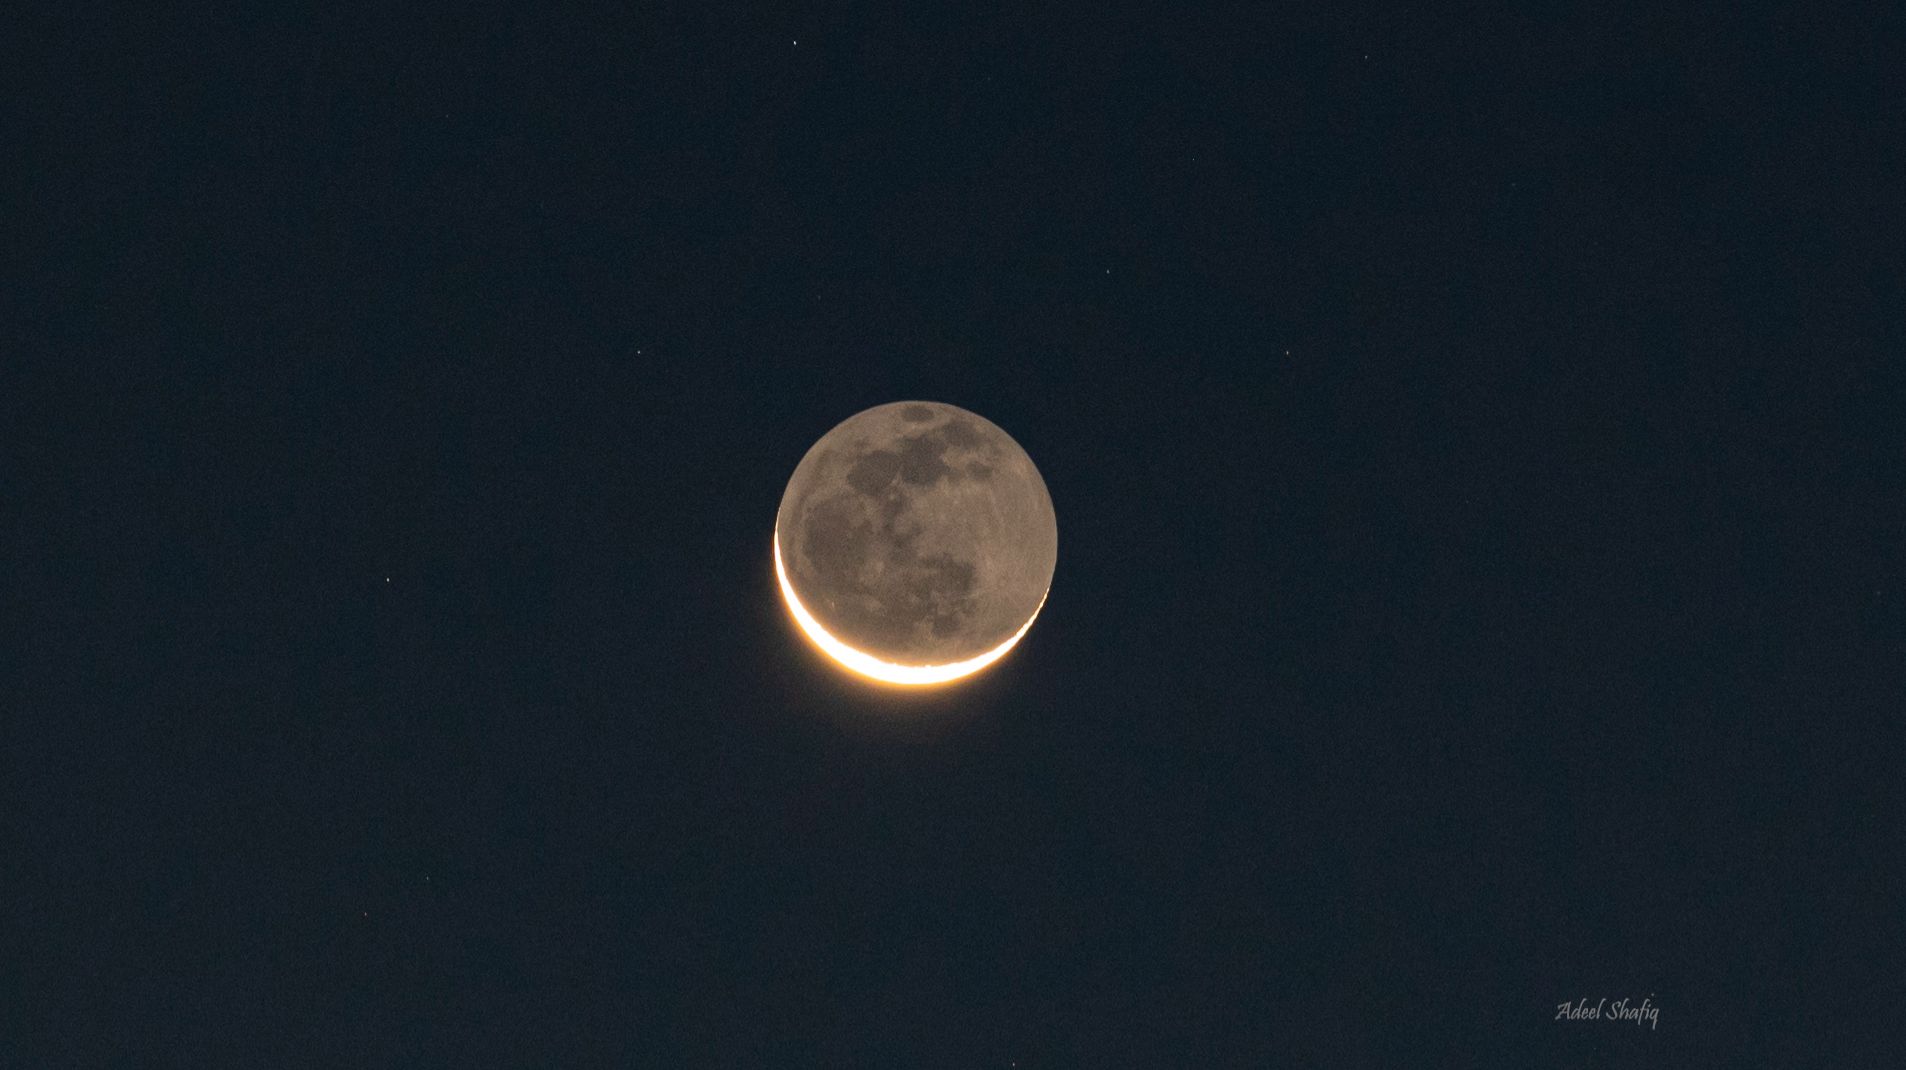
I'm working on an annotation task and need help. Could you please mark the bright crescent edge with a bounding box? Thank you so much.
[773,525,1048,686]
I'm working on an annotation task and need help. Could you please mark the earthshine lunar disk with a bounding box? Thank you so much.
[774,401,1058,686]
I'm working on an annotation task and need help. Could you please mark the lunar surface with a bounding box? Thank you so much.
[774,401,1058,685]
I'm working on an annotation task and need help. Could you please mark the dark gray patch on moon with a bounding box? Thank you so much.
[897,434,954,485]
[845,450,900,495]
[938,416,985,449]
[777,401,1058,664]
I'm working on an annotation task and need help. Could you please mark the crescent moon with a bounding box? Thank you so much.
[771,401,1057,687]
[773,525,1048,686]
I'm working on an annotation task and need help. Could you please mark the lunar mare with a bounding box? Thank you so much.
[774,401,1057,684]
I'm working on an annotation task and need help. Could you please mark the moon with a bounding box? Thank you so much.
[774,401,1058,686]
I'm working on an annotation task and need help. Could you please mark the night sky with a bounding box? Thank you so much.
[8,4,1901,1066]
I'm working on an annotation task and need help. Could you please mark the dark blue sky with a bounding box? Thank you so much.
[8,3,1900,1066]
